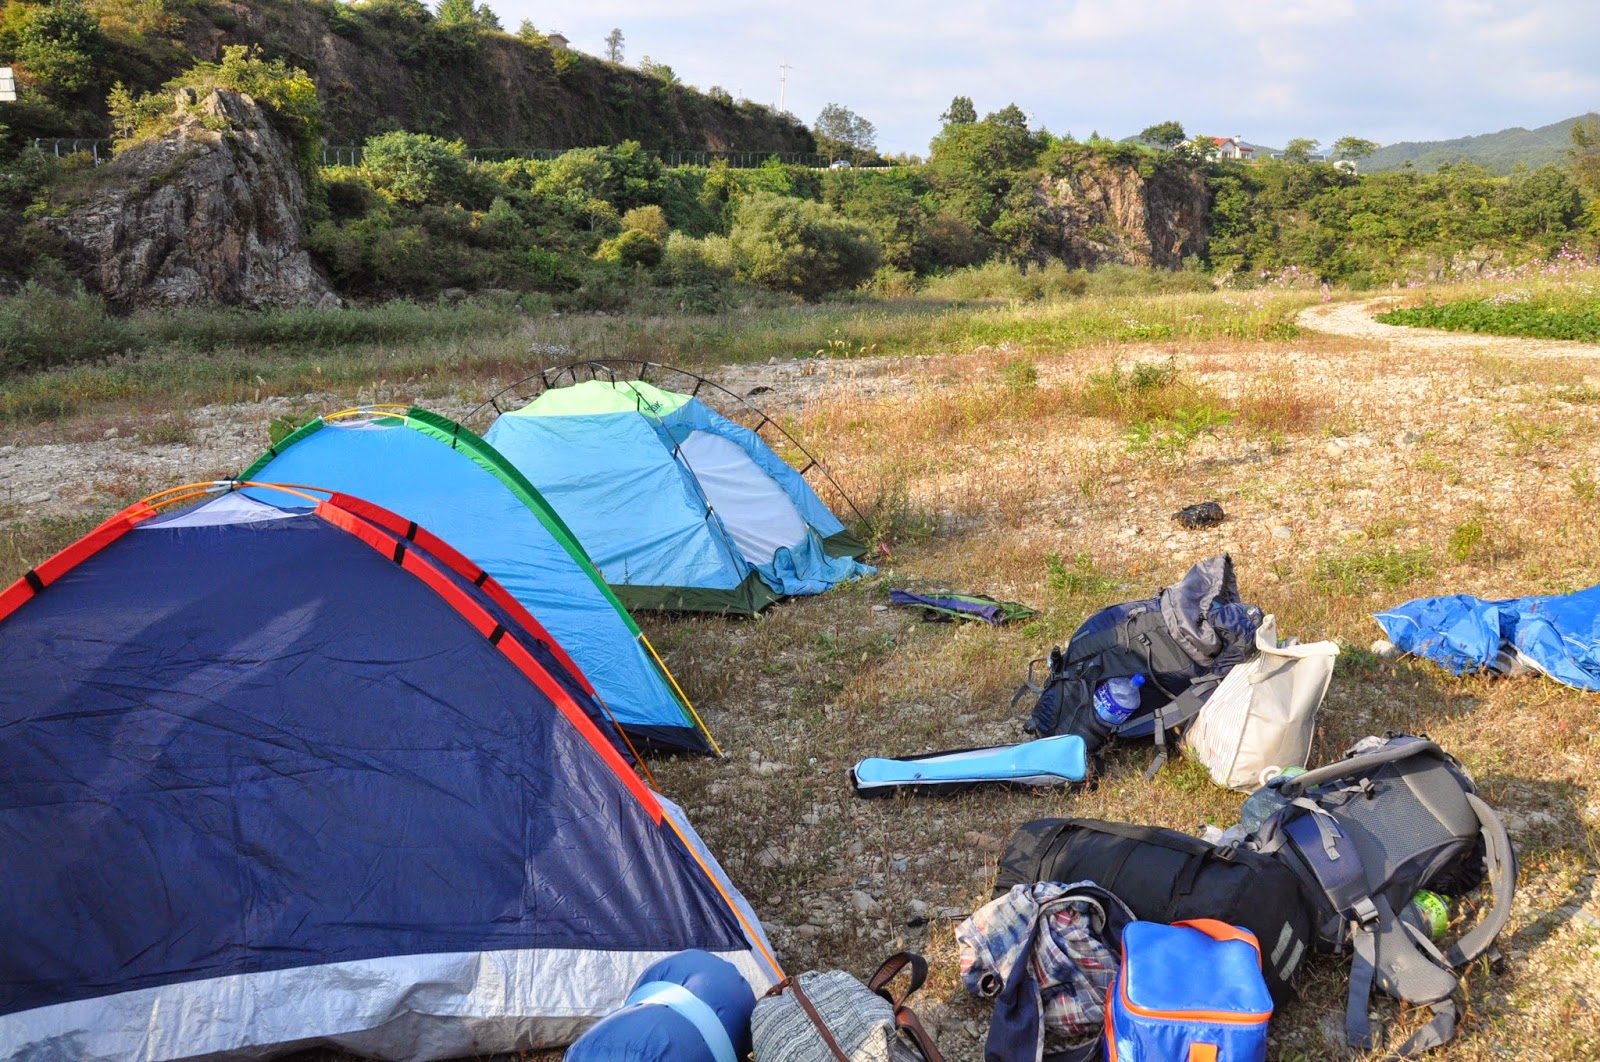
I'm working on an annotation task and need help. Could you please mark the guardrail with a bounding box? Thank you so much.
[30,139,898,171]
[33,138,113,163]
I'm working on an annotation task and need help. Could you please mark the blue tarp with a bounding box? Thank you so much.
[1375,584,1600,690]
[0,494,774,1058]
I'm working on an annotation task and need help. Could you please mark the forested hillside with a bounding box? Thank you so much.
[1364,113,1597,175]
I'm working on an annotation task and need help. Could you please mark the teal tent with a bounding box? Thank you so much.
[483,374,873,615]
[242,408,716,754]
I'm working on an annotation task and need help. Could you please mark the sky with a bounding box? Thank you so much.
[498,0,1600,154]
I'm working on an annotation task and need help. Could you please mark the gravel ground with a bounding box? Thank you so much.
[5,299,1600,1059]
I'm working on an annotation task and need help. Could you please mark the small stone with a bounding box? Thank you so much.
[1394,430,1422,447]
[1370,639,1398,659]
[849,890,881,916]
[872,604,888,613]
[755,845,785,868]
[1326,440,1348,458]
[751,759,789,776]
[102,427,120,439]
[22,492,51,505]
[890,857,908,872]
[1271,524,1293,541]
[795,923,822,940]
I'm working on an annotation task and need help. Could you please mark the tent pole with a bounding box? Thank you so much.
[639,633,723,757]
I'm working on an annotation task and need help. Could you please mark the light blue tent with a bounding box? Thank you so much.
[242,408,716,753]
[1375,584,1600,691]
[484,378,873,614]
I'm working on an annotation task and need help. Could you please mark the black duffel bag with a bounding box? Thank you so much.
[993,817,1313,1004]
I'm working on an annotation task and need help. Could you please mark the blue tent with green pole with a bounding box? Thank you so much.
[241,406,717,755]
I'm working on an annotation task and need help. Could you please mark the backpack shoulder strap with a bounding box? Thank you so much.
[1445,792,1517,967]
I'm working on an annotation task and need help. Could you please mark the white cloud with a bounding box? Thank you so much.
[501,0,1600,152]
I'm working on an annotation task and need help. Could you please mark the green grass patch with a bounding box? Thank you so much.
[1313,546,1437,595]
[1378,293,1600,342]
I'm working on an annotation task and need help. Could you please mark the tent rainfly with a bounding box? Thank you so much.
[0,485,777,1059]
[485,378,873,614]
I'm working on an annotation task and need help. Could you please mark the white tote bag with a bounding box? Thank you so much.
[1184,615,1339,791]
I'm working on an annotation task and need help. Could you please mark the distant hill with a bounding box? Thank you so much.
[1363,114,1595,174]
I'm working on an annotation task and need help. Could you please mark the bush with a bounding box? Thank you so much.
[727,192,880,299]
[594,228,663,268]
[0,281,139,375]
[620,204,669,239]
[12,0,107,98]
[362,131,472,206]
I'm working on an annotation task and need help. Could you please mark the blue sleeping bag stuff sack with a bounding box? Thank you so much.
[1107,921,1272,1062]
[566,950,757,1062]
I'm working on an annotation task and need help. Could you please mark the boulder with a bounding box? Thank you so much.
[48,88,338,310]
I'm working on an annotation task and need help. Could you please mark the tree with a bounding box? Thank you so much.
[1281,137,1320,164]
[435,0,499,30]
[13,0,108,98]
[1332,136,1379,162]
[814,102,877,163]
[362,131,471,206]
[604,27,624,63]
[940,96,977,126]
[637,56,678,85]
[516,20,542,42]
[1139,120,1186,148]
[1571,116,1600,196]
[727,192,880,299]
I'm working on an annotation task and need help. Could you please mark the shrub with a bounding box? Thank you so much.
[727,192,880,299]
[0,281,139,375]
[594,228,663,268]
[362,131,472,206]
[620,204,669,239]
[12,0,107,98]
[108,46,322,166]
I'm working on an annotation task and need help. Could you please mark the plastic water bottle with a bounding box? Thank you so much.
[1093,674,1145,727]
[1401,890,1450,941]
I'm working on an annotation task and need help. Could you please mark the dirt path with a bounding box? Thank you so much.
[1299,297,1600,358]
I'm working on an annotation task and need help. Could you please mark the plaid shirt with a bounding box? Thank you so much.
[956,882,1120,1052]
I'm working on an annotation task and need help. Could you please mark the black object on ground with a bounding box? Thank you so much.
[1173,501,1226,528]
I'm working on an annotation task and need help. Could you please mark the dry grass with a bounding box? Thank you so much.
[3,284,1599,1059]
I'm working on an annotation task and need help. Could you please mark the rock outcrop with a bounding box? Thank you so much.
[1037,156,1210,269]
[47,88,338,310]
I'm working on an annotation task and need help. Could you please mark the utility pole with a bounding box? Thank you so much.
[778,60,792,113]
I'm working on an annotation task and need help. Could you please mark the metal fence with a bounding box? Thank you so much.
[33,138,114,163]
[30,139,896,171]
[320,145,894,169]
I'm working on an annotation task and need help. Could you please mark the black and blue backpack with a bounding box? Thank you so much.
[1018,554,1260,774]
[1248,734,1517,1056]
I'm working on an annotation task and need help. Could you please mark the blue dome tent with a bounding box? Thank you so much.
[480,361,874,615]
[241,407,716,755]
[0,484,778,1059]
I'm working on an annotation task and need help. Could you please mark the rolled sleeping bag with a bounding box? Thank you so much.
[565,949,757,1061]
[850,735,1088,797]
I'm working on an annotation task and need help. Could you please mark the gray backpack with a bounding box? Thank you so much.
[1250,735,1516,1055]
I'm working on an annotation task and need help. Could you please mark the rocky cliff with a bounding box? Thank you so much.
[46,88,338,309]
[208,1,814,151]
[1038,156,1209,269]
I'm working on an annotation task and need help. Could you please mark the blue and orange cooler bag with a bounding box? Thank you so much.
[1106,920,1272,1062]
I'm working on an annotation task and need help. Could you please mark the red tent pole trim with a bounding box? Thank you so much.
[313,500,663,823]
[0,502,159,624]
[323,492,597,697]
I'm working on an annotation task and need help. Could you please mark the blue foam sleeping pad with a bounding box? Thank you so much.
[851,735,1088,794]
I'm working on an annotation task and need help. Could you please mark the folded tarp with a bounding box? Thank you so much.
[1375,584,1600,691]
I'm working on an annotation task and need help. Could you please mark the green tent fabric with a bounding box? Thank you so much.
[240,408,717,754]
